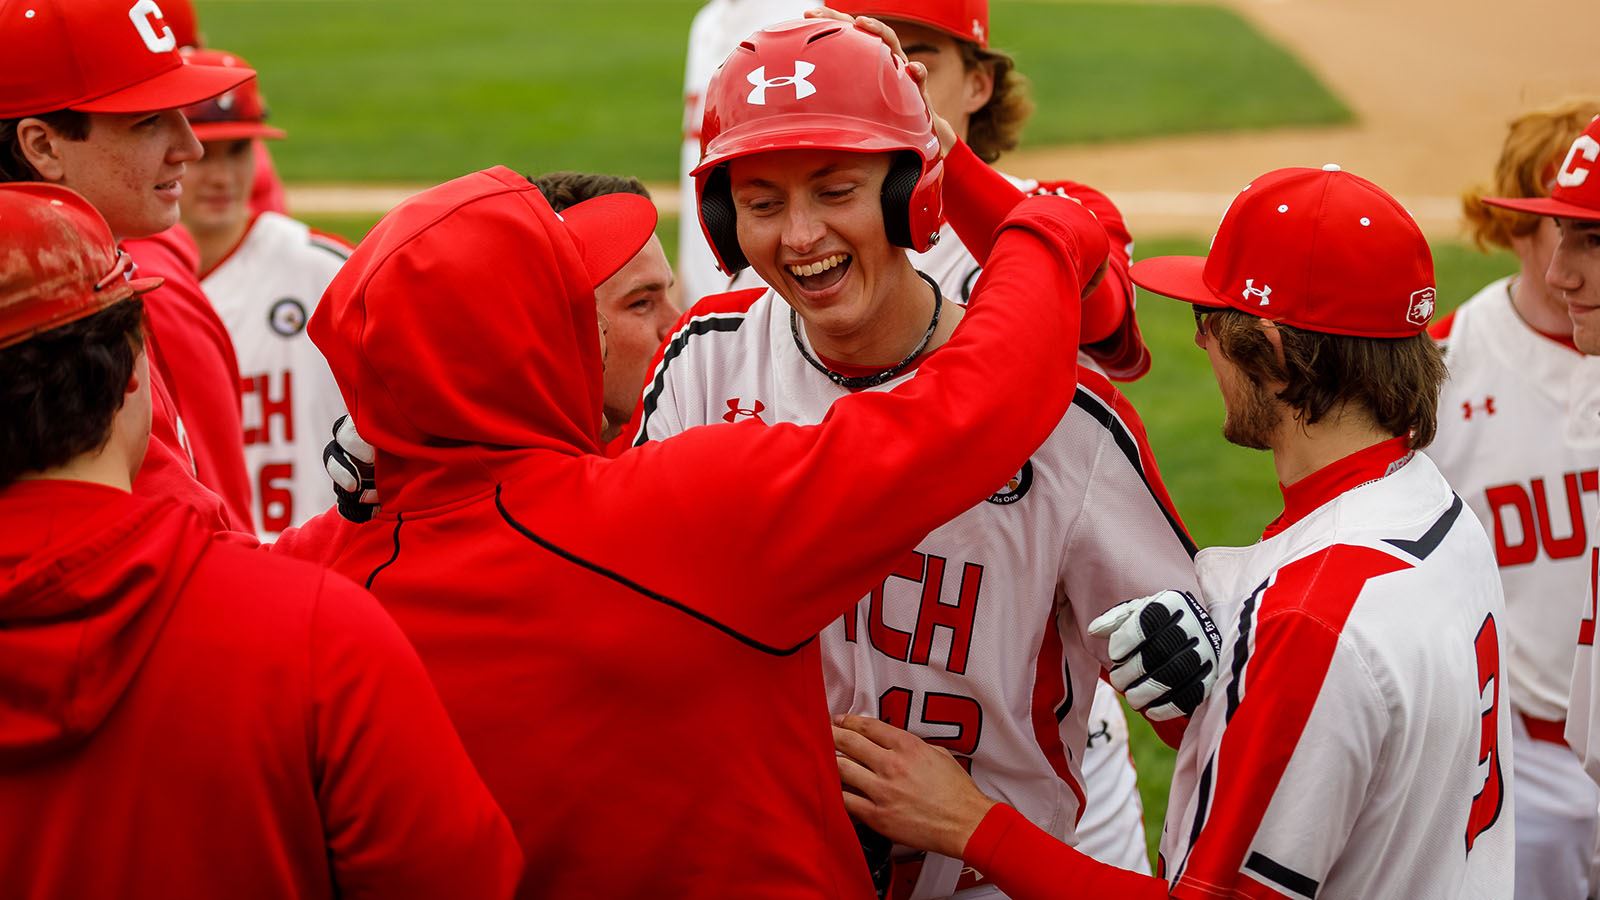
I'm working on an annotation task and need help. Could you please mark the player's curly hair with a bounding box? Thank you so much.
[1205,308,1447,449]
[0,299,145,489]
[1462,98,1600,252]
[961,42,1034,164]
[0,110,91,183]
[529,171,651,214]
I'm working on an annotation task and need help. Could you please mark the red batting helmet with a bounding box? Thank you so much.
[692,18,944,275]
[0,183,162,349]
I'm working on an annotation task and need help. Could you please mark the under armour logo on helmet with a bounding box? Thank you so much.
[1242,279,1272,306]
[747,62,817,106]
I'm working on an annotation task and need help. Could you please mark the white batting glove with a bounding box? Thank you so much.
[322,415,379,522]
[1089,589,1221,721]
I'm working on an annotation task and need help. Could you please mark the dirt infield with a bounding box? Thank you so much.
[288,0,1600,238]
[1002,0,1600,236]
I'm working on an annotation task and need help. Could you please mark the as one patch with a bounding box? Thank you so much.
[986,460,1034,505]
[269,298,309,337]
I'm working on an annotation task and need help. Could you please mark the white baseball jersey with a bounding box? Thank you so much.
[1564,353,1600,783]
[201,212,349,539]
[633,287,1198,898]
[1431,277,1596,722]
[1160,442,1514,900]
[679,0,812,307]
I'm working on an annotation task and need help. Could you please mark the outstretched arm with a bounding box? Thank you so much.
[833,715,1169,900]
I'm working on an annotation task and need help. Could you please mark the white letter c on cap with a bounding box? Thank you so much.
[128,0,176,53]
[1557,135,1600,190]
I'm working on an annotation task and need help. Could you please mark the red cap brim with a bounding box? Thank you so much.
[1129,255,1230,308]
[189,122,286,141]
[559,193,659,289]
[73,61,254,114]
[1482,195,1600,221]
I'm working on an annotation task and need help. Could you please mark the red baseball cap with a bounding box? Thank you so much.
[0,183,162,349]
[1483,115,1600,221]
[179,50,286,141]
[0,0,253,119]
[1131,165,1437,338]
[826,0,990,47]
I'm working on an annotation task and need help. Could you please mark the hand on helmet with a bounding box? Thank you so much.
[1089,589,1222,721]
[322,414,379,523]
[805,7,957,157]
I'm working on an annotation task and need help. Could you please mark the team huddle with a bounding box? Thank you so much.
[1,0,1598,898]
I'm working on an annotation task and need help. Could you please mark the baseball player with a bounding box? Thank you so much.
[1430,99,1600,900]
[831,164,1515,900]
[0,182,521,899]
[631,17,1210,899]
[176,49,352,539]
[1485,117,1600,788]
[1,0,260,532]
[299,15,1127,892]
[819,1,1154,872]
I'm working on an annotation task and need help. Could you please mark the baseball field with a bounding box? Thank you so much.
[193,0,1552,861]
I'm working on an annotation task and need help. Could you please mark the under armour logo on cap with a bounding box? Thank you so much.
[746,62,816,106]
[1242,279,1272,306]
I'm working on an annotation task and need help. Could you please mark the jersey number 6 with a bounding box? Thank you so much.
[1465,613,1504,852]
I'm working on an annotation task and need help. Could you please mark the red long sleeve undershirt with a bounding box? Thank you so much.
[964,803,1170,900]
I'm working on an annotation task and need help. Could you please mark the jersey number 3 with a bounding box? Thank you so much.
[1466,613,1504,851]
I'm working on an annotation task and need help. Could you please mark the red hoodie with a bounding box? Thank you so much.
[306,166,1106,898]
[126,227,254,530]
[0,479,522,898]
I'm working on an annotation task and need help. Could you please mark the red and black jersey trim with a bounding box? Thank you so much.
[1383,494,1463,561]
[494,484,810,657]
[1070,386,1198,558]
[1244,852,1319,899]
[633,313,750,447]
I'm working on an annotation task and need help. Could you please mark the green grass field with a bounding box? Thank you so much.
[196,0,1346,184]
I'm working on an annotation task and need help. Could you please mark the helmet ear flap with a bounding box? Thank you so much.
[880,151,921,249]
[698,165,748,275]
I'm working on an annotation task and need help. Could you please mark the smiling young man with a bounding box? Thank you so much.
[829,164,1515,900]
[1,0,257,531]
[1483,118,1600,816]
[1429,100,1600,900]
[631,17,1210,900]
[176,48,352,539]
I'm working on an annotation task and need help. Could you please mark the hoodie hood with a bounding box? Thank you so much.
[309,167,655,505]
[0,481,209,763]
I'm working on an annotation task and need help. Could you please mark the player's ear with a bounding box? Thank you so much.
[962,59,995,116]
[15,117,70,183]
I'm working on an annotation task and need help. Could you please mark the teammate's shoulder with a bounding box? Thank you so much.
[1428,309,1458,342]
[686,286,767,319]
[1069,364,1148,427]
[306,226,356,260]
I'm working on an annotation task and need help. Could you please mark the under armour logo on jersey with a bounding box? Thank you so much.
[1242,279,1272,306]
[746,62,816,106]
[128,0,176,53]
[1462,396,1496,420]
[1407,287,1437,327]
[1557,132,1599,189]
[723,398,766,423]
[1085,721,1112,748]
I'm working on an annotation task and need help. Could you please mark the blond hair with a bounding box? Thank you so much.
[1463,98,1600,251]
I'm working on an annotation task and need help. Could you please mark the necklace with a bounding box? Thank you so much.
[791,271,944,389]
